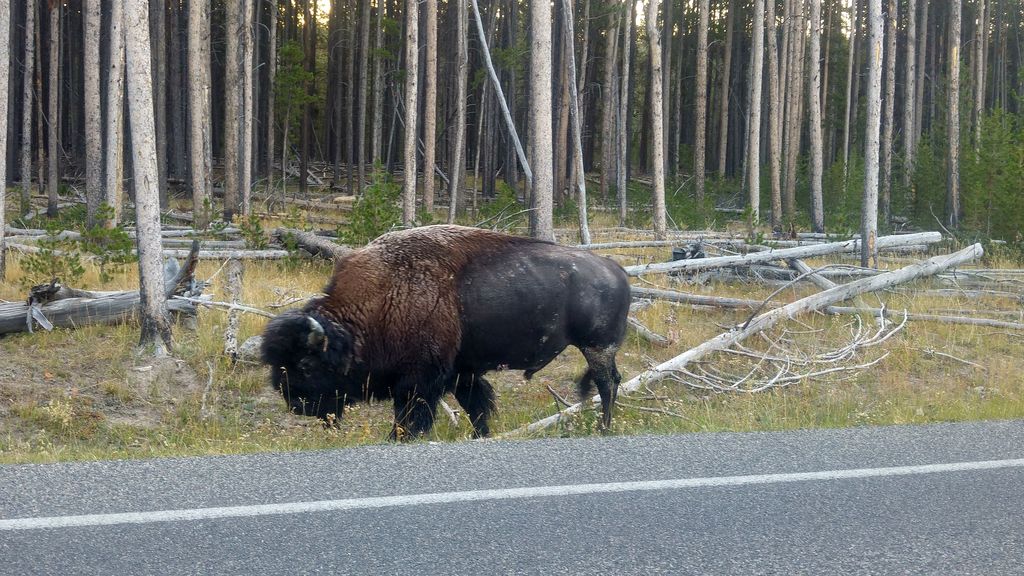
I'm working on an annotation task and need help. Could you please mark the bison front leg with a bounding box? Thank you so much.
[390,373,445,441]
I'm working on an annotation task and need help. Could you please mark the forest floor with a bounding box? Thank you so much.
[2,191,1023,463]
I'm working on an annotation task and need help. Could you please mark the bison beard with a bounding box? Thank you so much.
[261,225,630,440]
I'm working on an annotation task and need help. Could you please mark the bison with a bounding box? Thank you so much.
[260,224,630,439]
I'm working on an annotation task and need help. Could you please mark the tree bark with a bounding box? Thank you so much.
[402,0,419,226]
[151,0,168,209]
[902,0,916,188]
[357,0,370,192]
[530,0,555,241]
[648,0,666,239]
[371,1,384,167]
[241,0,255,216]
[0,0,8,277]
[105,0,126,227]
[879,0,896,225]
[745,0,765,224]
[972,0,986,153]
[861,0,883,268]
[913,0,928,156]
[842,0,858,181]
[19,0,34,217]
[46,0,59,218]
[694,0,710,204]
[422,0,438,213]
[125,0,173,354]
[83,0,102,227]
[717,0,735,177]
[599,1,619,203]
[947,0,961,228]
[808,0,825,232]
[224,0,241,220]
[617,0,633,226]
[189,0,212,229]
[448,0,468,223]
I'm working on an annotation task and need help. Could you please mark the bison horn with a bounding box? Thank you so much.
[306,316,327,350]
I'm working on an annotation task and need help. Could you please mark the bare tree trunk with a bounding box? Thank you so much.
[371,0,384,167]
[808,0,825,232]
[125,0,172,354]
[879,0,896,225]
[19,0,34,216]
[357,0,370,192]
[746,0,765,224]
[402,0,419,226]
[902,0,916,188]
[83,0,102,227]
[617,0,634,226]
[299,0,313,198]
[224,0,241,220]
[344,0,355,194]
[530,0,555,241]
[695,0,710,204]
[717,0,735,178]
[862,0,883,268]
[0,0,8,277]
[661,0,671,168]
[913,0,928,156]
[169,0,186,181]
[423,0,438,213]
[46,0,60,218]
[555,22,571,204]
[973,0,986,154]
[783,0,805,214]
[105,0,126,227]
[151,0,168,209]
[947,0,961,228]
[448,0,468,223]
[647,0,667,239]
[842,0,858,181]
[599,1,619,203]
[189,0,212,229]
[266,0,277,196]
[561,0,590,244]
[766,0,782,228]
[241,0,255,216]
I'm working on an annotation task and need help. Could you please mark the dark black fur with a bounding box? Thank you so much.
[261,225,630,439]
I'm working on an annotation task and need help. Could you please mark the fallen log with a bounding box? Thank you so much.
[160,248,293,260]
[824,306,1024,331]
[623,231,942,276]
[273,228,352,260]
[515,243,984,435]
[627,317,670,347]
[630,286,762,310]
[0,242,203,335]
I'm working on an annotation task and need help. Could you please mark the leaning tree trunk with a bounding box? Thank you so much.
[694,0,710,204]
[947,0,961,228]
[105,0,126,227]
[862,0,883,268]
[529,0,555,241]
[189,0,212,229]
[125,0,172,353]
[648,0,667,239]
[84,0,102,227]
[561,0,590,244]
[745,0,765,224]
[808,0,825,232]
[448,0,468,223]
[20,0,34,216]
[402,0,419,226]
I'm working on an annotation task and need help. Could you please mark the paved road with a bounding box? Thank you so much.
[2,420,1024,575]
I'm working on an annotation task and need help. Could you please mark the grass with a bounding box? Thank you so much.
[1,193,1023,464]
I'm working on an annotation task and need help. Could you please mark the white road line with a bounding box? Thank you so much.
[3,457,1023,531]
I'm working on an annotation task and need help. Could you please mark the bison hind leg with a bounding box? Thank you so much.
[452,372,497,438]
[580,346,621,431]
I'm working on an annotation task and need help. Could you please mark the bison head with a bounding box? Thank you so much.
[260,309,355,421]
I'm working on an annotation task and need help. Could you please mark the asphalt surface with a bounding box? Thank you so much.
[2,420,1024,575]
